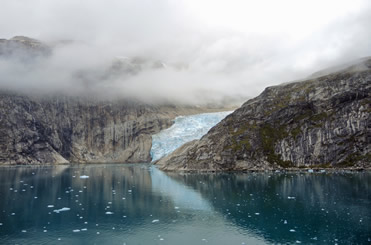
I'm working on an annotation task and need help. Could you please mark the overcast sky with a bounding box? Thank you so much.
[0,0,370,104]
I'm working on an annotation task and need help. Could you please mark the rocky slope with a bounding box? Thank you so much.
[0,92,221,165]
[0,36,51,58]
[157,58,371,171]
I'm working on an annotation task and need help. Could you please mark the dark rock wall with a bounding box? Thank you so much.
[0,93,174,164]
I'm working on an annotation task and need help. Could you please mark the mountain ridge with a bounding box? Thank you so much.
[156,58,371,171]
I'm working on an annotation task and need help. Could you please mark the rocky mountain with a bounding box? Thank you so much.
[0,36,51,58]
[0,92,222,165]
[157,58,371,171]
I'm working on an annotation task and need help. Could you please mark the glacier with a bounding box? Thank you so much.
[150,111,232,162]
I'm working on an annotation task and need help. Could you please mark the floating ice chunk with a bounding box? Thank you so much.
[284,220,287,224]
[320,170,326,173]
[81,228,87,231]
[21,230,27,233]
[73,229,80,232]
[47,205,54,208]
[255,213,260,215]
[152,219,160,223]
[105,212,114,215]
[44,230,47,232]
[11,213,15,216]
[53,207,71,213]
[290,229,296,232]
[287,196,296,200]
[296,241,301,243]
[79,175,89,179]
[174,206,179,209]
[160,238,164,241]
[308,169,314,173]
[0,223,2,226]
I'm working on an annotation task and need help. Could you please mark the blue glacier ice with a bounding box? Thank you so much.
[150,111,232,161]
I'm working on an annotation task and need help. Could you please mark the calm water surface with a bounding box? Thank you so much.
[0,164,370,244]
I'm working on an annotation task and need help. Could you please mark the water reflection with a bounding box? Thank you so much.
[166,171,371,244]
[0,165,370,244]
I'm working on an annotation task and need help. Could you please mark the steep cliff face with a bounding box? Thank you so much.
[157,58,371,171]
[0,93,207,164]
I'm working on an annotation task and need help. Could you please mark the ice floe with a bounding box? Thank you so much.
[53,207,71,213]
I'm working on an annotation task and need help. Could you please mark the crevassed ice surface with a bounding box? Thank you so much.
[151,111,232,161]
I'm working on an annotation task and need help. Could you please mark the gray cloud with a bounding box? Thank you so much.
[0,0,370,105]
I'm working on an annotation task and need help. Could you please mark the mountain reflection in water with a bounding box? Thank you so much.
[0,164,370,244]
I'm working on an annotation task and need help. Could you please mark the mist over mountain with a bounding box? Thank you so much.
[0,0,371,105]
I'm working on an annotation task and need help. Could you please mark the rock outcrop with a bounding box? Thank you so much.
[0,36,51,58]
[157,58,371,171]
[0,92,218,165]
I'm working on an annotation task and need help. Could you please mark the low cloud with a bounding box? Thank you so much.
[0,0,370,105]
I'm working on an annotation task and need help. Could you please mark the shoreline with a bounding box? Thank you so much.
[0,163,370,174]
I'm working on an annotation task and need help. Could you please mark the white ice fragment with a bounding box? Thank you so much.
[255,213,260,215]
[11,213,15,216]
[105,212,114,215]
[73,229,80,232]
[152,219,160,223]
[0,223,2,226]
[53,207,71,213]
[47,205,54,208]
[296,241,301,243]
[81,228,87,231]
[290,229,296,232]
[308,169,314,173]
[287,196,296,200]
[44,230,47,232]
[174,206,179,209]
[79,175,89,179]
[21,230,27,233]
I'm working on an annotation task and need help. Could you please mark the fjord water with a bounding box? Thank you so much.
[0,164,370,244]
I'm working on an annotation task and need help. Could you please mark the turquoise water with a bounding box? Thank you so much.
[0,165,370,244]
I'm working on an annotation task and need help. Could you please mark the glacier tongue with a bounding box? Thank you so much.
[151,111,232,162]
